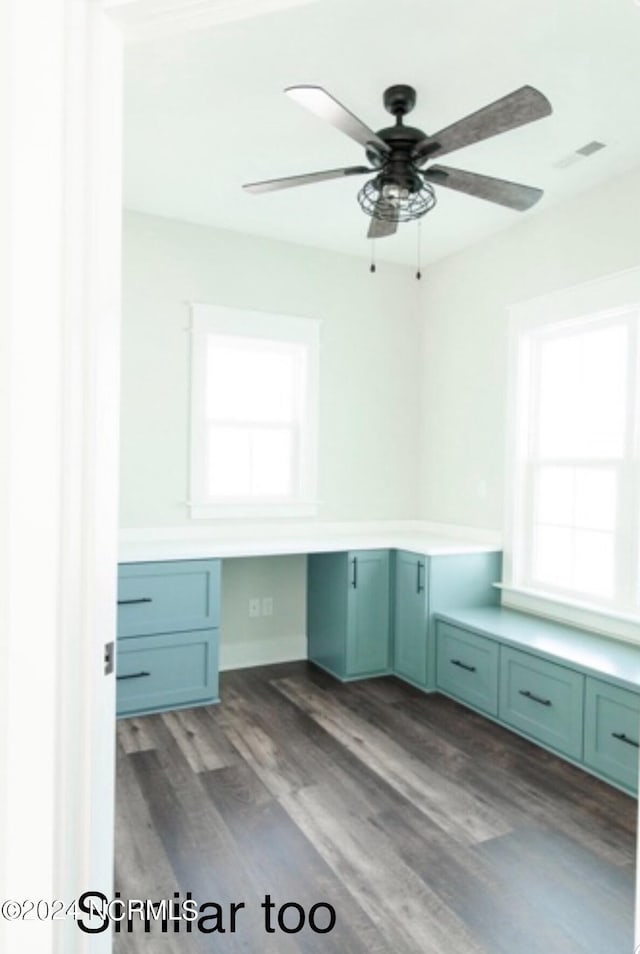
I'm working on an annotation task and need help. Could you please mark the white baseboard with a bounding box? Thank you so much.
[219,634,307,671]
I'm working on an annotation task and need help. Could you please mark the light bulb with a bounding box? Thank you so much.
[381,183,410,207]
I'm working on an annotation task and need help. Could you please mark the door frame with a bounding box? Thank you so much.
[1,3,320,953]
[2,1,638,952]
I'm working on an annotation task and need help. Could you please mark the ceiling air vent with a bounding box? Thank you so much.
[553,141,607,169]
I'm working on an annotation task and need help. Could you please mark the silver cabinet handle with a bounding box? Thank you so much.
[118,597,152,605]
[117,671,151,681]
[351,557,357,588]
[416,561,424,594]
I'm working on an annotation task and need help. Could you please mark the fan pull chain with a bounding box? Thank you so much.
[416,220,422,280]
[370,239,376,273]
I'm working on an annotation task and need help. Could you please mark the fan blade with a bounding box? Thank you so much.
[285,85,390,153]
[243,165,371,194]
[413,86,552,163]
[423,164,543,210]
[367,207,399,239]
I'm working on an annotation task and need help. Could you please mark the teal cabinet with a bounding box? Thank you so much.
[393,551,428,687]
[308,549,391,680]
[436,621,499,715]
[116,629,218,717]
[117,559,220,637]
[433,607,640,795]
[117,559,221,717]
[392,550,501,691]
[584,678,640,793]
[499,647,584,760]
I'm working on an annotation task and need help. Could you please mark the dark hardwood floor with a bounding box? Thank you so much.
[114,662,636,953]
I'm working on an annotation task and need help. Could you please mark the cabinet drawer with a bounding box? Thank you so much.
[584,678,640,793]
[116,630,218,717]
[499,647,583,760]
[436,622,499,715]
[117,560,220,637]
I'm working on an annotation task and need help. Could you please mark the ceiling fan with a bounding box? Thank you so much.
[243,83,552,238]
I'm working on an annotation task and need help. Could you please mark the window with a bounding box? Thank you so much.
[189,304,319,518]
[507,297,640,619]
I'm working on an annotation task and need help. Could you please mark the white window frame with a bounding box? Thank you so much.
[189,303,320,519]
[504,266,640,640]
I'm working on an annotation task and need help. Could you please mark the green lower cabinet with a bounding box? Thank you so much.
[584,677,640,794]
[436,622,499,715]
[308,549,391,680]
[499,647,584,761]
[393,551,428,687]
[116,559,221,718]
[116,629,219,717]
[393,550,502,691]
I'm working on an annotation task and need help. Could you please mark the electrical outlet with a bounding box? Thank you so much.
[262,597,273,617]
[249,598,260,618]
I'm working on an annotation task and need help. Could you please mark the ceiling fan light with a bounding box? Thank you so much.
[381,182,410,206]
[357,177,436,223]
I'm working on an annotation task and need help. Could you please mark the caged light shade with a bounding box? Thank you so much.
[357,176,437,223]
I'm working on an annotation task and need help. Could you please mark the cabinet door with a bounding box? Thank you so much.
[584,678,640,794]
[499,647,584,760]
[394,551,428,687]
[116,629,219,717]
[436,622,499,715]
[346,550,391,677]
[117,559,221,637]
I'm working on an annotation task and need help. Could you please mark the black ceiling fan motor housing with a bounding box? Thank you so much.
[365,85,428,192]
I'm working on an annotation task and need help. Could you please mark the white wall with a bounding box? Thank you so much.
[121,209,421,659]
[121,209,421,526]
[419,164,640,531]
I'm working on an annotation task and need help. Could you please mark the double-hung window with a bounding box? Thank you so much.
[189,304,319,518]
[506,269,640,624]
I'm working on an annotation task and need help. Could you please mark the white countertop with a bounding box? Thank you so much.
[119,521,501,563]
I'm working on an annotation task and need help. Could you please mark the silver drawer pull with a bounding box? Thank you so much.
[117,671,151,681]
[451,659,476,673]
[118,597,153,605]
[612,732,639,749]
[519,689,551,707]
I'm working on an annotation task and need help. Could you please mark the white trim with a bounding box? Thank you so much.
[504,269,640,619]
[499,585,640,645]
[189,302,320,519]
[2,3,121,953]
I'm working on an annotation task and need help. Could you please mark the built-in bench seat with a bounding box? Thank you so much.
[433,606,640,796]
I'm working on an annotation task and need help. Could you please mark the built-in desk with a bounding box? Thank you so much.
[117,523,501,716]
[117,525,640,796]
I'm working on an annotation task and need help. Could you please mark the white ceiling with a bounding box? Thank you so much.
[123,0,640,266]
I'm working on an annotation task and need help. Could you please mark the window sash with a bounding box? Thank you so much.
[509,304,640,617]
[188,303,319,516]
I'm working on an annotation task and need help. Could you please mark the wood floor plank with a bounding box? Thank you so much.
[274,675,513,846]
[128,747,300,954]
[477,826,633,952]
[201,762,387,954]
[216,686,315,798]
[115,662,636,954]
[117,717,157,754]
[280,781,487,954]
[161,705,239,773]
[397,691,636,865]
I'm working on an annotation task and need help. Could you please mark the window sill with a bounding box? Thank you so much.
[497,583,640,645]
